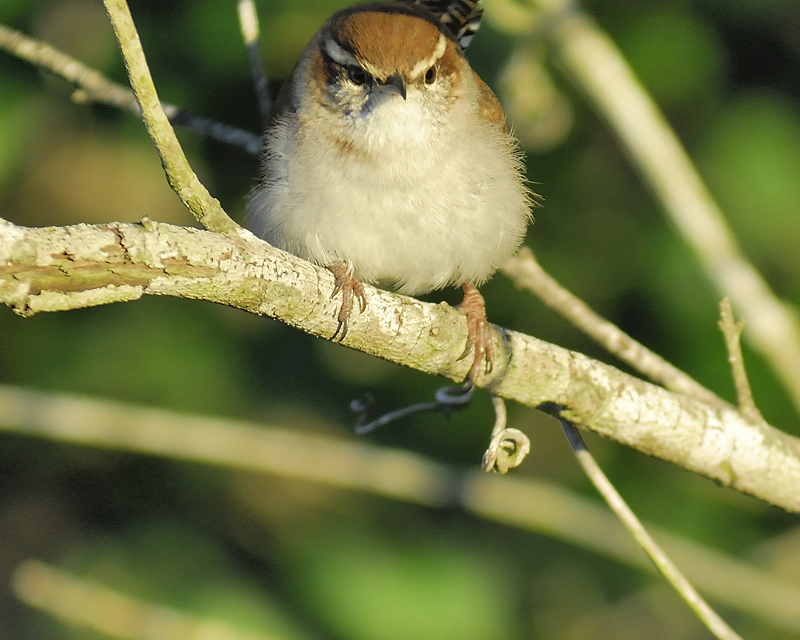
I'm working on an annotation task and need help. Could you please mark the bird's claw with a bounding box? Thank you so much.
[457,283,494,381]
[328,262,366,342]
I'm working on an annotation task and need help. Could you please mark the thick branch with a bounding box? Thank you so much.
[2,217,799,512]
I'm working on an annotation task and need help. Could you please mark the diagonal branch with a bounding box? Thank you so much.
[2,216,799,512]
[719,299,763,424]
[561,421,743,640]
[101,0,242,235]
[504,248,730,410]
[498,0,800,413]
[0,23,261,155]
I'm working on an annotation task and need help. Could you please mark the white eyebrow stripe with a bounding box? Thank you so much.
[324,37,360,67]
[410,34,447,78]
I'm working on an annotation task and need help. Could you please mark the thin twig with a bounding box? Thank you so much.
[512,0,800,413]
[0,23,261,155]
[504,248,729,410]
[352,383,474,434]
[237,0,271,128]
[353,385,530,472]
[559,420,744,640]
[166,110,260,156]
[719,299,763,423]
[101,0,242,235]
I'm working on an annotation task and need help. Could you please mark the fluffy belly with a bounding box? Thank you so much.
[270,171,517,295]
[246,111,531,295]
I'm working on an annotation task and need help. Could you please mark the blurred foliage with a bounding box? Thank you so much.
[1,0,800,639]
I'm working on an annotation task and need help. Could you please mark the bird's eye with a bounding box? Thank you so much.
[424,66,436,84]
[347,65,368,86]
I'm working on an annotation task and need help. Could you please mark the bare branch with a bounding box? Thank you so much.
[504,248,729,410]
[0,22,137,110]
[237,0,271,128]
[2,217,799,511]
[101,0,242,235]
[0,23,261,154]
[561,421,743,640]
[719,299,763,423]
[490,0,800,413]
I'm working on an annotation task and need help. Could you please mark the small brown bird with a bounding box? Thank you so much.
[246,0,532,380]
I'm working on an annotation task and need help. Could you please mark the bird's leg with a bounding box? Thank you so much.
[328,261,366,342]
[457,282,493,381]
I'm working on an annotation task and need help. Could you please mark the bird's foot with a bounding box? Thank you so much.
[328,261,366,342]
[457,283,493,381]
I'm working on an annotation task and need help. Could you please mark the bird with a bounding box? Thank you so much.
[245,0,532,381]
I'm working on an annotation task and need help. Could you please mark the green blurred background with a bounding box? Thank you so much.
[1,0,800,638]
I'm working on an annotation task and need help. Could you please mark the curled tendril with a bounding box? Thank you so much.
[481,396,531,474]
[481,428,531,473]
[351,382,474,434]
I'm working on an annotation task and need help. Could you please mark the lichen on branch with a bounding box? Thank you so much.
[2,216,800,512]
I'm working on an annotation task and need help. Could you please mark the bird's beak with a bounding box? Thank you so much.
[381,73,407,100]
